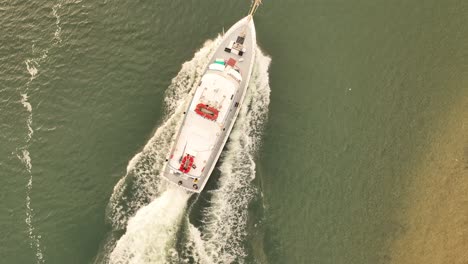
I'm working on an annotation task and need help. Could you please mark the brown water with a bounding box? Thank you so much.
[389,94,468,264]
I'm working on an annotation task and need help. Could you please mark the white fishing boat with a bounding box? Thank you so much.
[161,2,261,192]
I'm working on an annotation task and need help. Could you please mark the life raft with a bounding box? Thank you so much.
[179,154,194,173]
[195,103,219,121]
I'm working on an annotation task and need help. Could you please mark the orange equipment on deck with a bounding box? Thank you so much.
[179,154,194,173]
[195,103,219,121]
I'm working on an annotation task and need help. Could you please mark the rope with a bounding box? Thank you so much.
[248,0,262,18]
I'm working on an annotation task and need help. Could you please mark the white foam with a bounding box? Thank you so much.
[20,93,34,141]
[17,149,32,174]
[17,3,64,262]
[52,3,62,44]
[18,90,44,264]
[25,60,38,80]
[20,93,32,112]
[16,148,45,264]
[20,60,45,264]
[106,37,221,230]
[104,39,271,264]
[185,223,209,263]
[109,186,191,264]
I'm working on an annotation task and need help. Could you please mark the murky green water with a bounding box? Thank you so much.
[1,1,467,263]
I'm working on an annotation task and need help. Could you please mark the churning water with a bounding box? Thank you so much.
[96,38,271,263]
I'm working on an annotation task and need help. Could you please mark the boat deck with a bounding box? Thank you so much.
[161,16,256,192]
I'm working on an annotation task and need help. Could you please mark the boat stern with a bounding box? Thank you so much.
[161,163,203,193]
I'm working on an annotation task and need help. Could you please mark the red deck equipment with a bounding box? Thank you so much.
[195,103,219,121]
[179,154,194,173]
[227,58,237,67]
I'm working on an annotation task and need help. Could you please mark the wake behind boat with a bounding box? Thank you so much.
[161,4,260,193]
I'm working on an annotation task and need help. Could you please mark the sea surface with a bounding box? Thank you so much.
[1,1,467,264]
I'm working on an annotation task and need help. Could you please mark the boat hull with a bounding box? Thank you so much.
[161,16,256,193]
